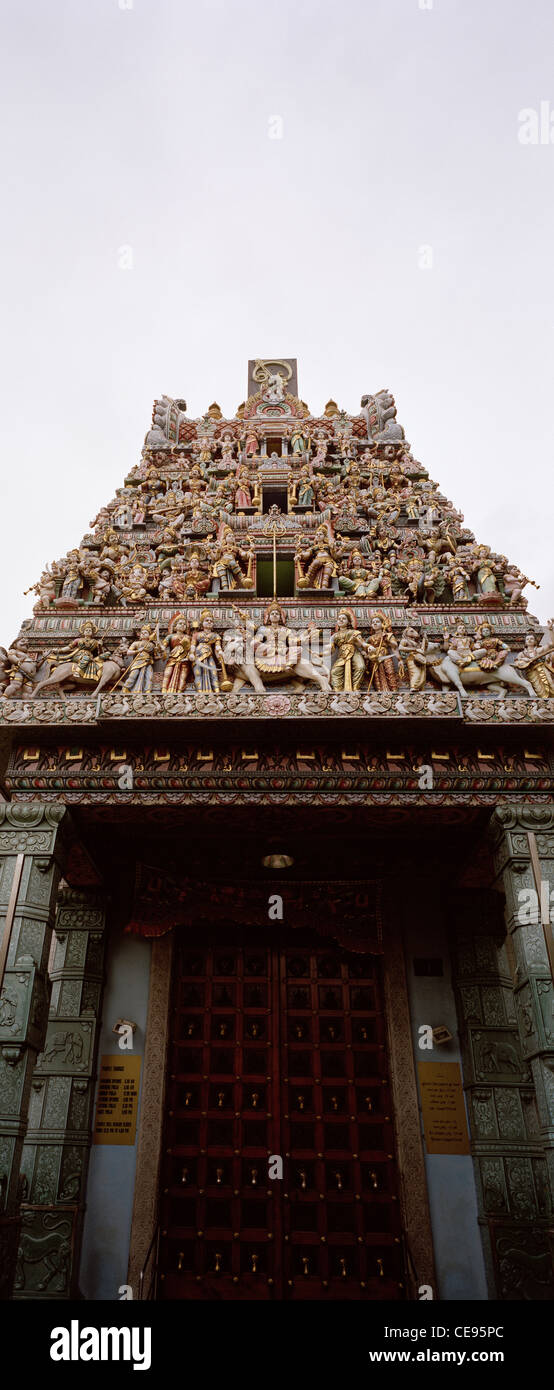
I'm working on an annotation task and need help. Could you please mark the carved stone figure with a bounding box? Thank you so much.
[328,610,368,691]
[430,622,536,698]
[189,611,230,693]
[162,614,191,695]
[121,624,163,695]
[0,640,40,698]
[296,527,337,590]
[513,635,554,696]
[33,620,105,695]
[211,530,254,590]
[229,602,330,694]
[365,615,399,692]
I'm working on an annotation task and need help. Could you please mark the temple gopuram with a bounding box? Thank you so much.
[0,357,553,1304]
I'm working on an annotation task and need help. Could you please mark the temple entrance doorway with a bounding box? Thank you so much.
[158,928,405,1301]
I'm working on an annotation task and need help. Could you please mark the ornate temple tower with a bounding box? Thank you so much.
[0,359,553,1302]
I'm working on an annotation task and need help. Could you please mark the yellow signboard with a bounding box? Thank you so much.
[418,1061,470,1155]
[93,1054,142,1146]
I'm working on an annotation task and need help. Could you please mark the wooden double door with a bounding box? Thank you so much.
[159,934,405,1300]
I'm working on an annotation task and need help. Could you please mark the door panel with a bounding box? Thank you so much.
[159,939,404,1300]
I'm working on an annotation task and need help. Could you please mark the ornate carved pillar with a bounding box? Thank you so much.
[489,805,554,1291]
[0,804,70,1298]
[13,884,107,1299]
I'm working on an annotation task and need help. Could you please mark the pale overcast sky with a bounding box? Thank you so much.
[1,0,553,638]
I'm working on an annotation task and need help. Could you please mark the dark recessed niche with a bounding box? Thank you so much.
[413,957,444,977]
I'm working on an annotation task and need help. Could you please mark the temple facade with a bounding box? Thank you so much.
[0,358,553,1303]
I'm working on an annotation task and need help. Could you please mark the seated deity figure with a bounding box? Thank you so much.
[189,611,231,692]
[328,610,368,692]
[46,620,104,685]
[117,561,154,604]
[179,551,211,599]
[470,620,509,671]
[121,624,163,694]
[337,549,384,599]
[296,526,337,590]
[513,634,554,696]
[398,553,425,603]
[446,622,475,668]
[155,526,181,569]
[88,565,115,605]
[229,601,329,693]
[161,614,191,695]
[26,560,65,610]
[150,480,186,525]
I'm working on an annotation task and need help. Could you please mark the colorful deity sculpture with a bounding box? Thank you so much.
[211,530,254,590]
[33,620,105,694]
[162,613,191,695]
[296,527,337,590]
[328,610,368,691]
[189,611,231,693]
[121,624,163,694]
[365,615,399,692]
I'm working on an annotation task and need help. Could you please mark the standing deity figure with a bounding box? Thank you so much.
[60,550,86,602]
[513,635,554,696]
[194,435,214,469]
[328,610,368,692]
[399,553,425,603]
[211,530,254,590]
[243,426,259,458]
[472,545,501,598]
[290,427,309,457]
[397,627,443,691]
[121,624,162,695]
[296,527,337,590]
[189,611,230,693]
[234,467,252,511]
[311,433,328,468]
[444,557,471,603]
[162,614,191,695]
[293,464,315,508]
[365,615,399,692]
[219,430,235,467]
